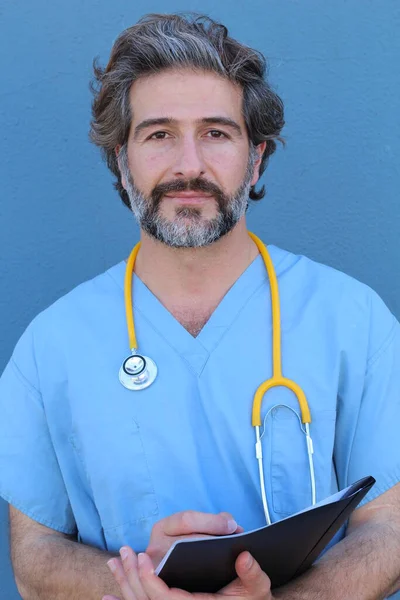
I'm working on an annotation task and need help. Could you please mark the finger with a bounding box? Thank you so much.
[138,552,188,599]
[120,546,149,600]
[219,512,244,534]
[235,552,272,599]
[161,510,238,537]
[107,557,137,600]
[102,596,121,600]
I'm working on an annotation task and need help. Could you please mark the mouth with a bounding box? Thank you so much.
[164,192,214,204]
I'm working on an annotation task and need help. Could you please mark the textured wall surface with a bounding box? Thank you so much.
[1,0,399,597]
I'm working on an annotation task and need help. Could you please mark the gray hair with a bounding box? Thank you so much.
[90,13,285,209]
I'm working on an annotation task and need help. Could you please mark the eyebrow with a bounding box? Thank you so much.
[133,116,243,138]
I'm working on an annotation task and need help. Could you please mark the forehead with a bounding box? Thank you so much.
[129,69,244,125]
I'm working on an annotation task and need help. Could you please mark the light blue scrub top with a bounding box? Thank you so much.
[0,244,399,556]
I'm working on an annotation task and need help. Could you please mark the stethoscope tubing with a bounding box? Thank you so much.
[122,232,316,523]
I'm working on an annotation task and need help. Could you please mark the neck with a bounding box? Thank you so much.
[134,219,259,303]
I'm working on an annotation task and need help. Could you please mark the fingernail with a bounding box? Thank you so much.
[120,547,129,561]
[227,519,238,533]
[138,552,146,567]
[107,559,116,573]
[246,553,253,569]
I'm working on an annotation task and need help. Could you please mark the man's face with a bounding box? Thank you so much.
[118,69,263,247]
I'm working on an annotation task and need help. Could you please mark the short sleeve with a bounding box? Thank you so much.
[0,323,76,534]
[343,299,400,507]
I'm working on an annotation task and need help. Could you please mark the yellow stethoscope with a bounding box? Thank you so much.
[119,231,316,524]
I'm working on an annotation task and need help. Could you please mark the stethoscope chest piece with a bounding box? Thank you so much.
[119,353,158,391]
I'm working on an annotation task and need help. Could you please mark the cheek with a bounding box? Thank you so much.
[130,150,170,194]
[204,146,248,189]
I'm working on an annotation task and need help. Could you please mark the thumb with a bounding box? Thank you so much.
[235,552,272,599]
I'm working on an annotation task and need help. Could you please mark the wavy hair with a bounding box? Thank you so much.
[90,13,285,209]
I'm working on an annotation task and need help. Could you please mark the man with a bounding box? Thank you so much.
[0,12,399,600]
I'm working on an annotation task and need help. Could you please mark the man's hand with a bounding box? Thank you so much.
[145,510,243,568]
[104,546,273,600]
[102,510,245,600]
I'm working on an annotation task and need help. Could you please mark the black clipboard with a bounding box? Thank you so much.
[156,476,375,593]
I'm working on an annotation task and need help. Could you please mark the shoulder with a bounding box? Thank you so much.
[11,261,125,374]
[33,262,124,331]
[270,244,397,354]
[43,261,124,318]
[272,243,391,309]
[272,243,372,297]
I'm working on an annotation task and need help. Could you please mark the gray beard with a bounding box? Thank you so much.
[119,147,257,248]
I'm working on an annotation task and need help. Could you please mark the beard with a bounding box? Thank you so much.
[118,146,257,248]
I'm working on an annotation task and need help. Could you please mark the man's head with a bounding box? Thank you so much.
[90,13,284,247]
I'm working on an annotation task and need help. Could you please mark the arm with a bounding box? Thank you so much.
[10,507,239,600]
[274,483,400,600]
[9,505,121,600]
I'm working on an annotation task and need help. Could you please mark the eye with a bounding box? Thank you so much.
[206,130,228,139]
[148,131,171,140]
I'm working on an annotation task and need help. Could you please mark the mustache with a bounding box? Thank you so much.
[151,177,226,207]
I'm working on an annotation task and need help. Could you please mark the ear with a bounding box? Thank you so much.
[250,142,267,187]
[115,145,127,189]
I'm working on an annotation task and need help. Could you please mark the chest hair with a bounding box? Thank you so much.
[169,306,214,337]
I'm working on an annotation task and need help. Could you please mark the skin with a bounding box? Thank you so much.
[117,69,266,334]
[105,546,273,600]
[9,508,241,600]
[9,69,267,600]
[104,69,400,599]
[104,485,400,600]
[9,69,400,600]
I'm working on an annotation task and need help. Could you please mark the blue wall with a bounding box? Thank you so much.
[1,1,399,597]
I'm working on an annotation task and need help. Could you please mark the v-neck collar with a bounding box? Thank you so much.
[108,245,288,375]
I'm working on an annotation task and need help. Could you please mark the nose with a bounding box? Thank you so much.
[173,136,206,180]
